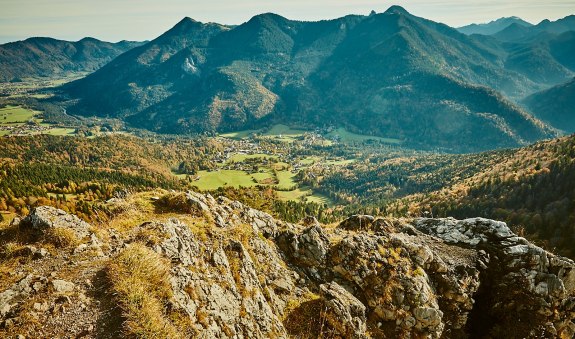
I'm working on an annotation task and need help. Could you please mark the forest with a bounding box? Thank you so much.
[1,132,574,258]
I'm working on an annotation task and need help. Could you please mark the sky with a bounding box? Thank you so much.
[1,0,574,43]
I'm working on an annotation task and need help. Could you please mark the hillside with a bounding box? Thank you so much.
[0,38,142,82]
[523,77,575,133]
[0,192,574,338]
[498,31,575,86]
[63,7,557,152]
[457,17,532,35]
[384,134,575,257]
[0,134,222,220]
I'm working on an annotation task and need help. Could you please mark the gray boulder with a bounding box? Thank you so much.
[21,206,91,239]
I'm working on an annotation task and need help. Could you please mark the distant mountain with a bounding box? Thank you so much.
[64,7,556,152]
[502,31,575,85]
[64,18,230,119]
[457,17,532,35]
[0,37,143,81]
[493,15,575,42]
[523,77,575,133]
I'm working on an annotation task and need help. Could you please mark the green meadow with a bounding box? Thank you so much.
[0,105,39,123]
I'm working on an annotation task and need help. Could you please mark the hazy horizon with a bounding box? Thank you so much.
[1,0,574,44]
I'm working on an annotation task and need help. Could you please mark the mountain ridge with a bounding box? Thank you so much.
[0,37,143,81]
[523,77,575,133]
[493,14,575,41]
[457,16,533,35]
[62,7,559,152]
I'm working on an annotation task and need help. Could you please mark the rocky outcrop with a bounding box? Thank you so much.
[130,211,297,338]
[276,225,330,281]
[416,217,575,338]
[185,191,283,236]
[1,194,575,338]
[319,282,366,338]
[20,206,91,239]
[339,214,375,231]
[1,275,41,320]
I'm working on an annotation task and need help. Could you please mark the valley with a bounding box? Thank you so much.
[1,47,574,259]
[1,4,575,337]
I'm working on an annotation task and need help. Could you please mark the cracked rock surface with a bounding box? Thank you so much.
[1,193,574,338]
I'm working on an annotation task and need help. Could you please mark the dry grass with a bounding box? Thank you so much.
[106,242,178,338]
[43,227,79,248]
[283,292,334,338]
[155,192,193,214]
[0,241,26,258]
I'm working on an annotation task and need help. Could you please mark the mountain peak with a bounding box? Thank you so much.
[384,5,410,15]
[249,12,289,24]
[78,37,102,43]
[168,16,202,31]
[177,16,198,25]
[158,16,207,39]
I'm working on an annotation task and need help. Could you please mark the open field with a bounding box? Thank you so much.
[276,188,311,201]
[0,105,39,123]
[325,158,356,166]
[275,170,298,190]
[227,153,278,163]
[276,187,333,205]
[251,171,275,184]
[298,157,320,165]
[221,124,402,145]
[261,124,308,142]
[192,170,259,190]
[0,105,76,137]
[44,128,77,136]
[305,193,333,205]
[219,129,261,139]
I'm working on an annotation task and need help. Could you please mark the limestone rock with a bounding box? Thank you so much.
[51,280,75,293]
[0,275,43,320]
[276,225,330,280]
[320,282,367,338]
[3,196,575,338]
[20,206,91,239]
[415,217,575,337]
[136,219,201,266]
[328,233,447,338]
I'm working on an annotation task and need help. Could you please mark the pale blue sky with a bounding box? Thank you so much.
[1,0,574,43]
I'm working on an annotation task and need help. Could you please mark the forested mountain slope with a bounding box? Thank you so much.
[0,37,142,81]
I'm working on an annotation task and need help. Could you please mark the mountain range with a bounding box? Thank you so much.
[60,6,575,152]
[0,37,143,81]
[493,15,575,42]
[1,6,574,151]
[457,16,533,35]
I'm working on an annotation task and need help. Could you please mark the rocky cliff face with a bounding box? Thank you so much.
[0,191,574,338]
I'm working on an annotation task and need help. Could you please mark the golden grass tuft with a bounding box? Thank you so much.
[43,227,80,248]
[156,192,192,214]
[0,241,25,258]
[106,242,178,338]
[282,292,331,338]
